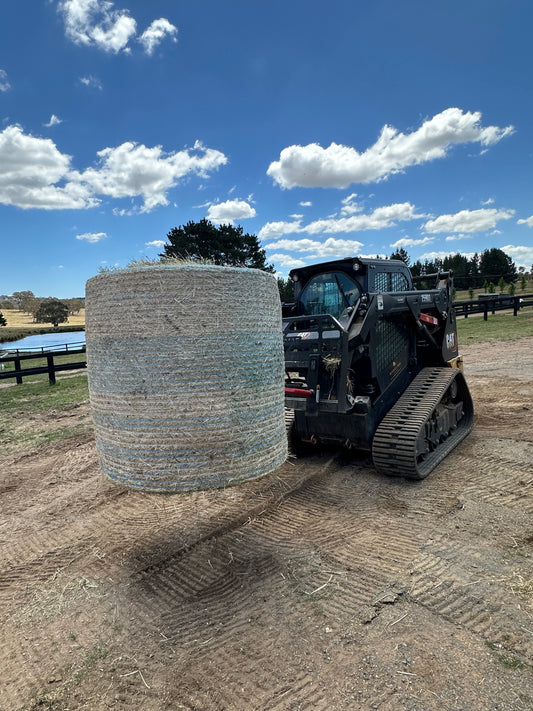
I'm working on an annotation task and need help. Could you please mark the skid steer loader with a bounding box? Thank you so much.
[283,257,474,479]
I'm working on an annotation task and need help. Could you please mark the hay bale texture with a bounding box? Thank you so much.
[85,264,287,492]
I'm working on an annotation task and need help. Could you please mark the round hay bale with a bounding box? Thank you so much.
[85,264,287,492]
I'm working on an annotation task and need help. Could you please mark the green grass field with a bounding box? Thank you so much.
[457,309,533,343]
[0,374,89,415]
[0,374,90,452]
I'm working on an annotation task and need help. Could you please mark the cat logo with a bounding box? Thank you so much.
[446,332,456,350]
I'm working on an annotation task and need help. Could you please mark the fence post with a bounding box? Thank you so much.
[14,357,23,385]
[483,304,488,321]
[47,354,56,385]
[513,296,519,316]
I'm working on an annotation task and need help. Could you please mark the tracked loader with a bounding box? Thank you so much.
[283,257,474,479]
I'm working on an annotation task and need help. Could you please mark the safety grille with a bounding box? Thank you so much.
[374,271,410,292]
[375,319,409,382]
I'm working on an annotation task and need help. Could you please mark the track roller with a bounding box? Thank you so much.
[371,367,474,480]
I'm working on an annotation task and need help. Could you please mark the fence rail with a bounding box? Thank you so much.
[454,294,533,320]
[0,345,86,385]
[0,340,86,357]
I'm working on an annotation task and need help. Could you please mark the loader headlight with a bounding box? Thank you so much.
[352,259,363,272]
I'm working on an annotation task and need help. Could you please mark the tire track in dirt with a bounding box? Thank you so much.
[125,415,532,709]
[0,443,334,608]
[105,460,467,710]
[406,421,533,664]
[106,469,349,709]
[409,546,533,659]
[1,451,342,710]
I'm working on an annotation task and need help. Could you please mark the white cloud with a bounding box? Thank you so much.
[445,234,472,241]
[259,202,423,242]
[481,197,495,205]
[359,253,388,260]
[419,250,477,263]
[145,239,166,248]
[340,193,362,216]
[258,220,304,241]
[501,244,533,269]
[76,231,107,243]
[139,18,177,55]
[267,108,515,189]
[44,114,63,128]
[59,0,137,53]
[0,69,10,92]
[266,237,364,259]
[390,236,434,248]
[206,198,256,223]
[423,208,514,234]
[79,75,103,90]
[59,0,177,55]
[0,125,96,209]
[0,125,227,212]
[266,238,323,252]
[517,216,533,228]
[112,207,133,217]
[299,201,312,207]
[78,139,228,212]
[268,253,307,269]
[305,202,424,235]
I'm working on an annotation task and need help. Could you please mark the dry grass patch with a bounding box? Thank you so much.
[9,570,103,626]
[3,309,86,329]
[504,569,533,608]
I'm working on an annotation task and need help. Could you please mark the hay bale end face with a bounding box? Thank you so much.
[85,264,287,492]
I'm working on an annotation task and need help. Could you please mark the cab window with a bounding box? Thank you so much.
[299,271,361,319]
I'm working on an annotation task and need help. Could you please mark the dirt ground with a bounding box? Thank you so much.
[1,338,532,711]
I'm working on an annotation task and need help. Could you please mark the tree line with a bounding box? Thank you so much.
[389,246,526,291]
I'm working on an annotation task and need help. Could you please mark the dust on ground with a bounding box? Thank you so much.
[1,338,532,711]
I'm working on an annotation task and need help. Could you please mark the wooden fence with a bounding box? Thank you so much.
[454,293,533,320]
[0,344,86,385]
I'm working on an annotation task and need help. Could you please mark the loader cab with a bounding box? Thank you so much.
[289,257,412,322]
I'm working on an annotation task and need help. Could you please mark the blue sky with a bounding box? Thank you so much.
[1,0,532,298]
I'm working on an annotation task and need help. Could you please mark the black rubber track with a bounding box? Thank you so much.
[372,367,474,480]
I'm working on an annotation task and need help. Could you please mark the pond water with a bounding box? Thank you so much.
[0,331,86,353]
